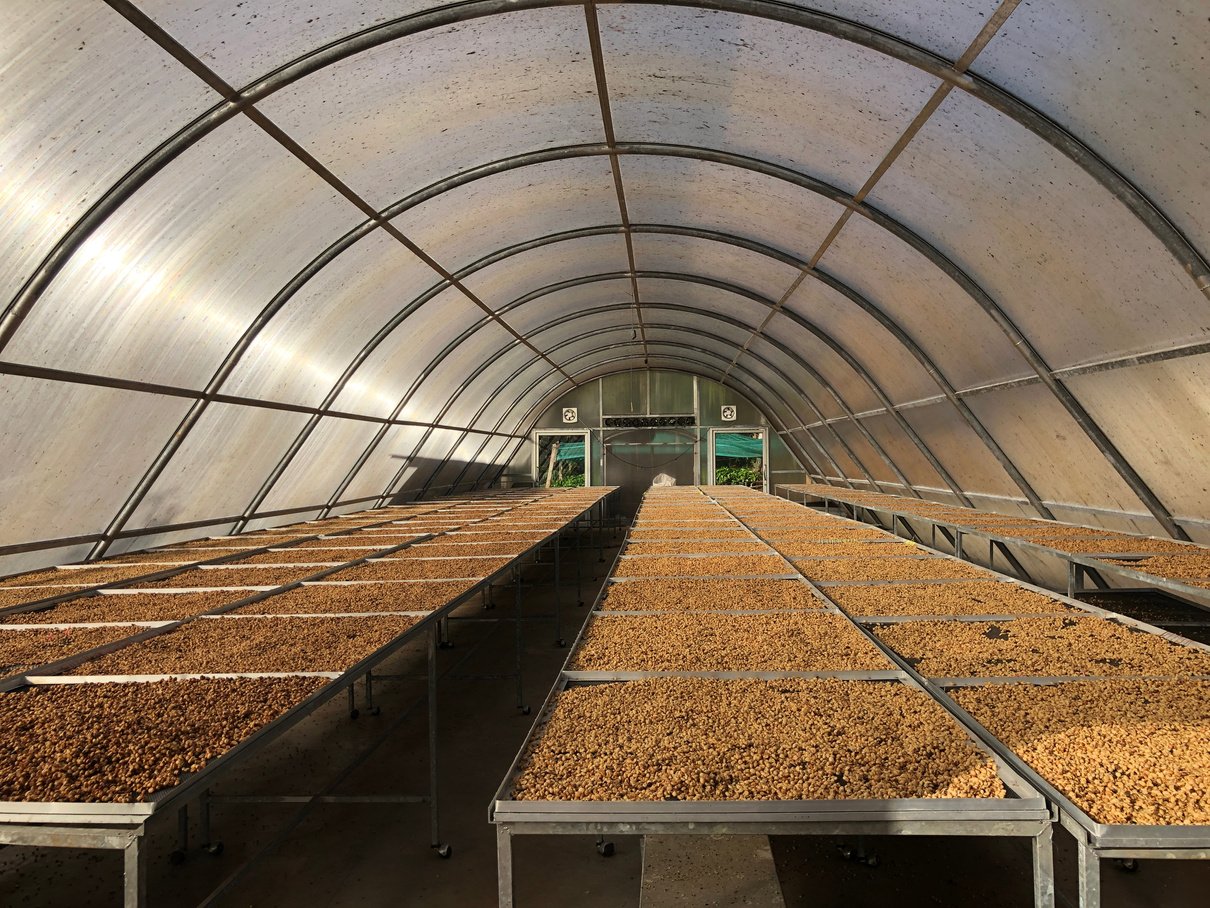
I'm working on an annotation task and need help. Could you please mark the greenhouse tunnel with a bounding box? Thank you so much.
[1,1,1209,903]
[3,0,1209,577]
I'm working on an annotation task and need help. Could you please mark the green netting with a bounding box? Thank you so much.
[714,434,762,459]
[554,440,585,461]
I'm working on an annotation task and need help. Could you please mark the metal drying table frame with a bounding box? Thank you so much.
[0,488,617,907]
[490,487,1055,908]
[766,485,1210,907]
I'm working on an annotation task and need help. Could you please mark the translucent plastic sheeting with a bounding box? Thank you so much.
[243,510,322,534]
[397,323,517,423]
[795,426,861,479]
[641,320,751,357]
[429,433,498,492]
[545,328,652,372]
[468,360,557,433]
[973,0,1210,254]
[439,353,550,430]
[1042,504,1164,541]
[530,310,642,351]
[141,0,438,87]
[598,5,941,195]
[0,2,219,310]
[769,289,941,407]
[126,403,312,530]
[865,89,1210,371]
[617,155,844,258]
[634,278,770,330]
[1062,355,1210,521]
[748,331,883,415]
[259,416,384,513]
[639,303,759,342]
[503,278,635,335]
[461,234,630,313]
[805,0,1003,60]
[404,429,465,492]
[339,424,430,502]
[0,544,95,585]
[649,370,695,416]
[698,379,764,428]
[0,377,190,547]
[629,232,800,304]
[110,524,240,560]
[330,286,489,418]
[964,384,1149,514]
[831,422,898,484]
[817,215,1032,392]
[389,157,621,273]
[257,7,604,210]
[6,117,365,389]
[220,229,443,408]
[858,410,949,490]
[898,400,1022,499]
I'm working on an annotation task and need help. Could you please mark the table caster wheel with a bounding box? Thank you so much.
[204,842,224,856]
[555,639,567,648]
[1114,858,1138,873]
[349,708,360,720]
[433,843,452,859]
[577,601,585,608]
[596,841,615,857]
[438,641,455,650]
[169,850,186,866]
[368,706,381,717]
[863,854,879,867]
[520,705,531,716]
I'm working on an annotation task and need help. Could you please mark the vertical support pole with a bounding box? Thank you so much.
[1076,841,1101,908]
[553,532,564,647]
[1067,561,1082,599]
[989,537,995,568]
[497,824,515,908]
[575,513,584,607]
[427,623,441,850]
[597,500,605,564]
[1031,823,1056,908]
[364,671,376,715]
[347,685,357,718]
[514,564,525,712]
[955,530,964,560]
[176,805,188,856]
[200,788,213,848]
[931,523,936,547]
[123,838,146,908]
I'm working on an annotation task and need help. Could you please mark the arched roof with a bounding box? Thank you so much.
[2,0,1208,570]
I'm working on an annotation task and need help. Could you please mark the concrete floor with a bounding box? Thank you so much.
[0,526,1206,907]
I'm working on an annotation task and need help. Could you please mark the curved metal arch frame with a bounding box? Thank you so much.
[7,0,1205,359]
[402,320,860,499]
[499,275,971,504]
[470,352,846,496]
[449,350,827,499]
[329,292,892,510]
[514,309,911,487]
[331,208,1044,510]
[411,331,827,498]
[419,321,845,499]
[426,330,831,497]
[320,308,817,514]
[12,0,1196,545]
[477,301,989,496]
